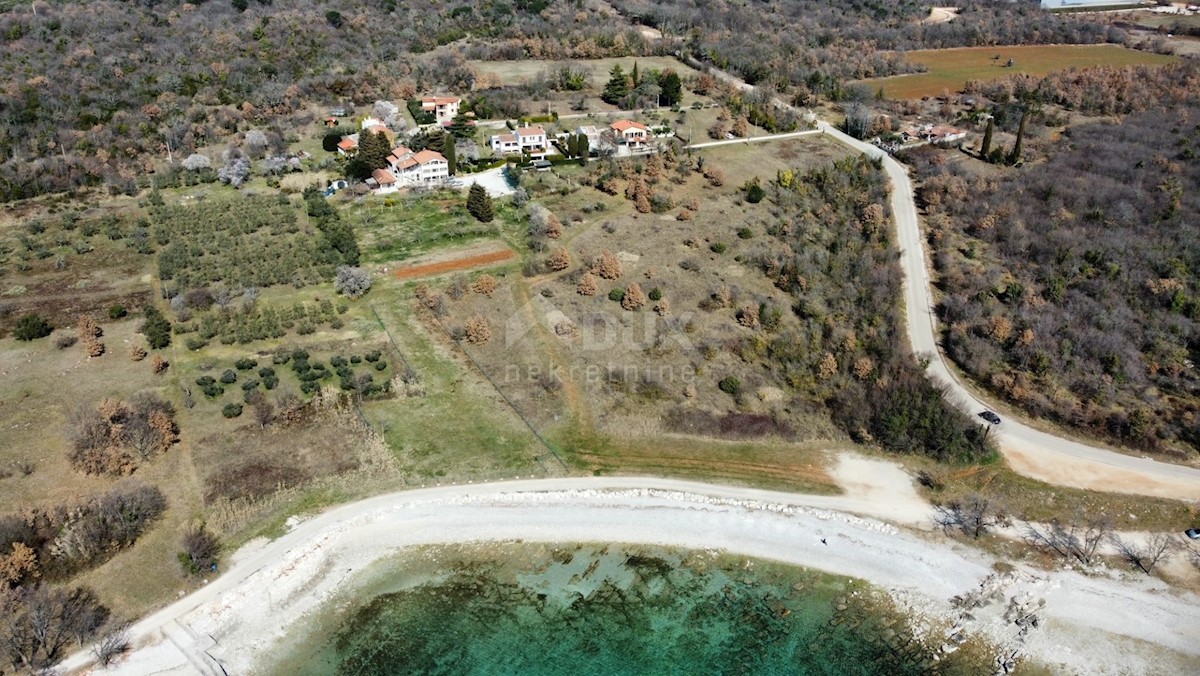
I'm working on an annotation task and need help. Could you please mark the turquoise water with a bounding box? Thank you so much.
[268,544,992,675]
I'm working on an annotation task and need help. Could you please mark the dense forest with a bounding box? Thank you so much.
[913,93,1200,457]
[0,0,669,201]
[611,0,1122,99]
[0,0,1124,202]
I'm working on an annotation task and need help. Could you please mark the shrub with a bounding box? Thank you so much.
[240,379,259,391]
[577,272,599,296]
[108,305,128,320]
[221,403,243,418]
[129,344,147,361]
[13,314,52,341]
[622,283,648,311]
[152,355,169,374]
[202,384,224,398]
[365,351,380,362]
[473,274,497,297]
[592,250,623,280]
[178,524,220,576]
[709,242,727,254]
[257,367,275,378]
[648,288,663,301]
[608,288,626,302]
[263,376,279,390]
[374,360,387,371]
[548,248,571,271]
[54,333,78,349]
[219,370,237,384]
[196,375,216,387]
[335,266,372,298]
[185,336,208,351]
[234,357,257,370]
[331,356,347,368]
[273,352,292,365]
[745,180,765,203]
[464,315,491,344]
[738,227,754,239]
[718,375,742,396]
[140,307,171,349]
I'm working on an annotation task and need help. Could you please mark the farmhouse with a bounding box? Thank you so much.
[490,126,548,156]
[421,96,461,125]
[610,119,650,148]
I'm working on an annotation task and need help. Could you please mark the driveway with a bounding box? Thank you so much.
[460,166,516,197]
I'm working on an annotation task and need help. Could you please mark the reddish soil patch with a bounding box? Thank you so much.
[394,248,515,280]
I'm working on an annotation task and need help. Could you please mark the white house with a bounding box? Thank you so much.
[421,96,461,125]
[383,146,449,186]
[610,119,649,148]
[490,126,548,156]
[577,125,615,155]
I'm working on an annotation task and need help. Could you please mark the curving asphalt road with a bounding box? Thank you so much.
[813,122,1200,500]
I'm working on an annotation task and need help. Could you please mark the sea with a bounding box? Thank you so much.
[263,542,992,675]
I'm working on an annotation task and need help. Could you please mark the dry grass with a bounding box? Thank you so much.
[903,456,1197,532]
[858,44,1176,99]
[469,56,703,91]
[694,137,853,184]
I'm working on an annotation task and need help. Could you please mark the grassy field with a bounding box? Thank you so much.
[470,56,702,90]
[342,190,525,264]
[1127,10,1200,29]
[858,44,1176,99]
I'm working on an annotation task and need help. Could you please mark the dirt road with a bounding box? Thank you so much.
[59,473,1200,675]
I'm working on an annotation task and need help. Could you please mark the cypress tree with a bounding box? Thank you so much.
[467,183,494,223]
[980,117,994,158]
[660,69,683,107]
[577,134,589,165]
[1008,109,1028,166]
[443,134,457,175]
[631,62,640,88]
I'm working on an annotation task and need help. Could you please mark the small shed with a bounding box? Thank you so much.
[532,159,552,172]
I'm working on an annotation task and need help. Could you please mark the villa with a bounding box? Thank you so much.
[490,125,548,156]
[421,96,461,125]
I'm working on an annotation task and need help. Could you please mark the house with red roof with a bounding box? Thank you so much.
[610,119,649,148]
[372,146,449,189]
[421,96,461,125]
[489,125,547,156]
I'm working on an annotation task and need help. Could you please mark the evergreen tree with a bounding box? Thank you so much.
[357,130,391,171]
[576,134,589,165]
[1008,108,1028,165]
[980,117,994,158]
[13,313,52,341]
[631,62,640,88]
[467,183,494,223]
[601,65,630,105]
[659,69,683,107]
[141,307,172,349]
[443,135,457,175]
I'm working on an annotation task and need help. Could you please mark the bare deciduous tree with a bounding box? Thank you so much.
[1110,533,1176,575]
[933,494,1009,539]
[1023,513,1110,566]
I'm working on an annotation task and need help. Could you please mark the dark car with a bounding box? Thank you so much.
[1186,528,1200,540]
[978,411,1001,425]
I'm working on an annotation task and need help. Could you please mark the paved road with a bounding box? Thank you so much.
[814,122,1200,499]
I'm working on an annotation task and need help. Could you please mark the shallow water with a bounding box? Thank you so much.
[265,543,991,675]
